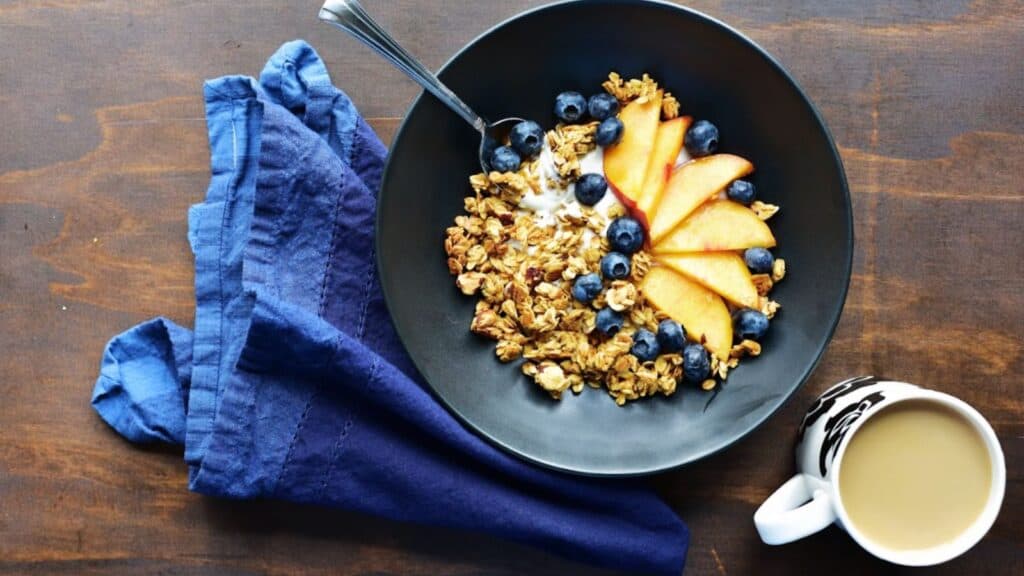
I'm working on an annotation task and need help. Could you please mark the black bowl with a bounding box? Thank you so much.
[377,0,852,476]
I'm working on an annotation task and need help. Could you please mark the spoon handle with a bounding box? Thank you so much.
[319,0,486,132]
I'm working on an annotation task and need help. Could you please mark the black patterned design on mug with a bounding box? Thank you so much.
[818,391,886,475]
[797,376,877,442]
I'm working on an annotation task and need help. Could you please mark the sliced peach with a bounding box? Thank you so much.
[604,90,664,220]
[647,154,754,244]
[640,266,733,359]
[658,252,759,309]
[654,200,776,254]
[636,117,690,218]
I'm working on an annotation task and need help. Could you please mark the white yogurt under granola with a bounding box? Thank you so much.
[518,145,613,228]
[518,142,693,232]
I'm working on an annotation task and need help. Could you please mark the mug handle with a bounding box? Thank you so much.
[754,475,836,544]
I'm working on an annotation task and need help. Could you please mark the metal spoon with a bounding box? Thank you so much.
[318,0,524,173]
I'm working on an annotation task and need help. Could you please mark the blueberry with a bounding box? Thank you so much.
[571,273,603,304]
[587,93,620,121]
[744,247,774,274]
[685,119,719,157]
[656,319,686,353]
[510,120,544,158]
[631,329,660,362]
[607,217,644,254]
[596,117,624,147]
[554,91,587,123]
[727,179,756,204]
[490,146,521,172]
[682,343,711,383]
[734,309,770,341]
[595,308,624,336]
[600,252,631,280]
[574,173,608,206]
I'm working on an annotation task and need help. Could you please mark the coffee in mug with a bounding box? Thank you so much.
[754,377,1005,566]
[839,399,991,550]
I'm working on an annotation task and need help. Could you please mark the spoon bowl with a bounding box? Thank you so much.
[319,0,525,173]
[479,117,527,172]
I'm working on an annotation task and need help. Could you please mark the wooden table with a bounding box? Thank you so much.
[2,1,1021,574]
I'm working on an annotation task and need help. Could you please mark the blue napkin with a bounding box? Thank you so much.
[92,40,689,575]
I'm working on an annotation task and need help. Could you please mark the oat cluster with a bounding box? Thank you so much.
[547,121,600,180]
[602,72,680,120]
[751,200,780,220]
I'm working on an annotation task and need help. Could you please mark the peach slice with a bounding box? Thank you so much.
[658,252,759,309]
[640,266,733,360]
[604,90,664,220]
[647,154,754,244]
[636,116,691,218]
[654,200,776,253]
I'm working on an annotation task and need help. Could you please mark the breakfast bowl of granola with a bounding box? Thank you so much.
[377,0,852,475]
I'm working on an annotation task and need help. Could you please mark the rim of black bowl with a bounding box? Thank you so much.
[376,0,853,476]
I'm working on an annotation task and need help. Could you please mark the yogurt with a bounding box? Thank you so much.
[517,143,624,235]
[674,146,692,169]
[521,141,694,227]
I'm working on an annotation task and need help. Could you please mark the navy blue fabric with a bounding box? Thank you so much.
[92,40,689,575]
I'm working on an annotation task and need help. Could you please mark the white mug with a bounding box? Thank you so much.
[754,376,1005,566]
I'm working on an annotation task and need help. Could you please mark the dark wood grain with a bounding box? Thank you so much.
[1,1,1022,574]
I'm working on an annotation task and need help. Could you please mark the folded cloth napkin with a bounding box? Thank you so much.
[92,40,689,575]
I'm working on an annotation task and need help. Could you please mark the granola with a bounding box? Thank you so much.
[751,273,774,296]
[772,258,787,282]
[751,200,780,221]
[546,122,600,180]
[444,73,786,405]
[448,165,674,404]
[602,72,681,121]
